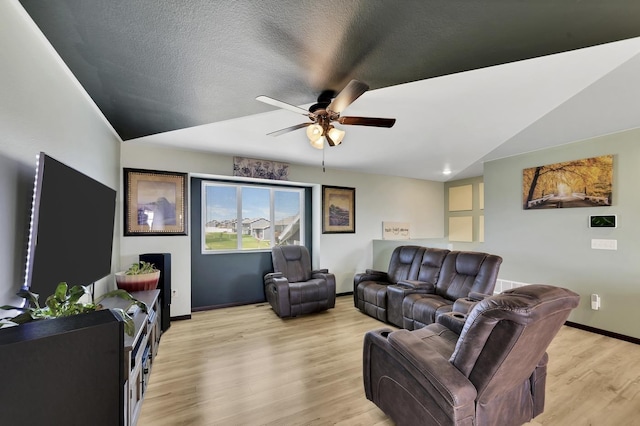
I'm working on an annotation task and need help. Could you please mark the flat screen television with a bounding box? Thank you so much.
[24,153,117,299]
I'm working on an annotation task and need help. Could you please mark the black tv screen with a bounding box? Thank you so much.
[24,153,116,298]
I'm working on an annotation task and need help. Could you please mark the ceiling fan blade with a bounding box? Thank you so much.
[325,133,336,147]
[338,116,396,128]
[327,79,369,114]
[256,95,311,116]
[266,122,311,137]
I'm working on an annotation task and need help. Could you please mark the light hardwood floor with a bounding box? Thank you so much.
[138,296,640,425]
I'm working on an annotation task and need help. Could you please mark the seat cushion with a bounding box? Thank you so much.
[288,279,331,317]
[289,279,328,305]
[403,293,453,330]
[408,323,459,358]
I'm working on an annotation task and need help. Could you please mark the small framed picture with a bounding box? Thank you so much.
[322,185,355,234]
[124,168,187,236]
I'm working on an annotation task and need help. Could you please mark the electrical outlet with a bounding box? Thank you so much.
[591,294,600,310]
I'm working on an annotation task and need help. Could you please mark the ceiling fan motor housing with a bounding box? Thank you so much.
[256,79,395,142]
[309,90,335,114]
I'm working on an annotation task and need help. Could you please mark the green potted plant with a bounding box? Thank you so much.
[114,261,160,292]
[0,282,145,336]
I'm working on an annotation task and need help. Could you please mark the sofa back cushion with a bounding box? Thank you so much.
[387,245,425,284]
[435,251,502,300]
[415,247,450,285]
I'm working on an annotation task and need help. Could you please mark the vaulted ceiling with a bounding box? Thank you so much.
[19,1,640,181]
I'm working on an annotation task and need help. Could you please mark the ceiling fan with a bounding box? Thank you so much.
[256,80,396,149]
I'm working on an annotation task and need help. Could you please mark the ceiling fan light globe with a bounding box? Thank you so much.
[306,124,323,142]
[327,127,345,145]
[309,137,324,150]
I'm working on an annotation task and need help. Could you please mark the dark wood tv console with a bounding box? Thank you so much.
[0,309,124,425]
[102,289,161,426]
[0,289,160,426]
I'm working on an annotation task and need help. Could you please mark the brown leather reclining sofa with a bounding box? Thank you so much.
[354,245,502,329]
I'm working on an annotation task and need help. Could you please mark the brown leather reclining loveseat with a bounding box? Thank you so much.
[354,245,502,329]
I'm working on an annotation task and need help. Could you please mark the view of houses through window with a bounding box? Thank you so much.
[202,181,304,252]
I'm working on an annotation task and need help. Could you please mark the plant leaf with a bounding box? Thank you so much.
[45,295,60,316]
[8,311,36,324]
[67,285,89,305]
[109,308,135,336]
[54,282,68,302]
[16,288,40,309]
[0,305,27,312]
[96,289,134,303]
[95,289,146,312]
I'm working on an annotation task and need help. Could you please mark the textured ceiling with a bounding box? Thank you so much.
[18,1,640,180]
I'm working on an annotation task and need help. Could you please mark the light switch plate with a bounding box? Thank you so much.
[591,239,617,250]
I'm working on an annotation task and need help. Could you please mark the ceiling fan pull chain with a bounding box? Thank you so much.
[322,144,326,172]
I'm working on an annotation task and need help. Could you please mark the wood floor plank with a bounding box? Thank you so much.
[138,296,640,425]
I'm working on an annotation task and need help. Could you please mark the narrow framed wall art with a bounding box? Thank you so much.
[322,185,355,234]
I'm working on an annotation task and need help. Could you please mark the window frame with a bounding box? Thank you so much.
[201,180,305,254]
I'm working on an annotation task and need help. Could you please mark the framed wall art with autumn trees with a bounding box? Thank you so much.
[522,155,613,210]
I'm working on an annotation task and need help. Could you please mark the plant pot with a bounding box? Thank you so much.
[115,271,160,292]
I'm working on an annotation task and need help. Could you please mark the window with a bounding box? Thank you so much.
[202,181,304,253]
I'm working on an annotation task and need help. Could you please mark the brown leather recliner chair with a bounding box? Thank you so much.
[264,245,336,318]
[402,251,502,330]
[363,284,580,426]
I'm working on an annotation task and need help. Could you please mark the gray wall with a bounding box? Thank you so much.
[121,142,445,317]
[0,1,121,307]
[372,131,640,339]
[482,130,640,338]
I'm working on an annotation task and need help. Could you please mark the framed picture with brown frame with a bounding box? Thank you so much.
[522,154,613,210]
[124,168,188,236]
[322,185,355,234]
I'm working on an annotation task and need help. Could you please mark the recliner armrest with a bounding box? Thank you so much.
[311,270,337,308]
[311,270,334,281]
[264,272,291,317]
[468,291,492,301]
[264,272,285,285]
[264,273,289,290]
[366,329,476,407]
[437,311,467,335]
[450,292,493,315]
[397,280,436,293]
[354,270,389,285]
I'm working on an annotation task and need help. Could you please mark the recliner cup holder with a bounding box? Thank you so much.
[453,313,465,319]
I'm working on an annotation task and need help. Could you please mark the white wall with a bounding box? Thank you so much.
[0,1,122,305]
[121,142,444,316]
